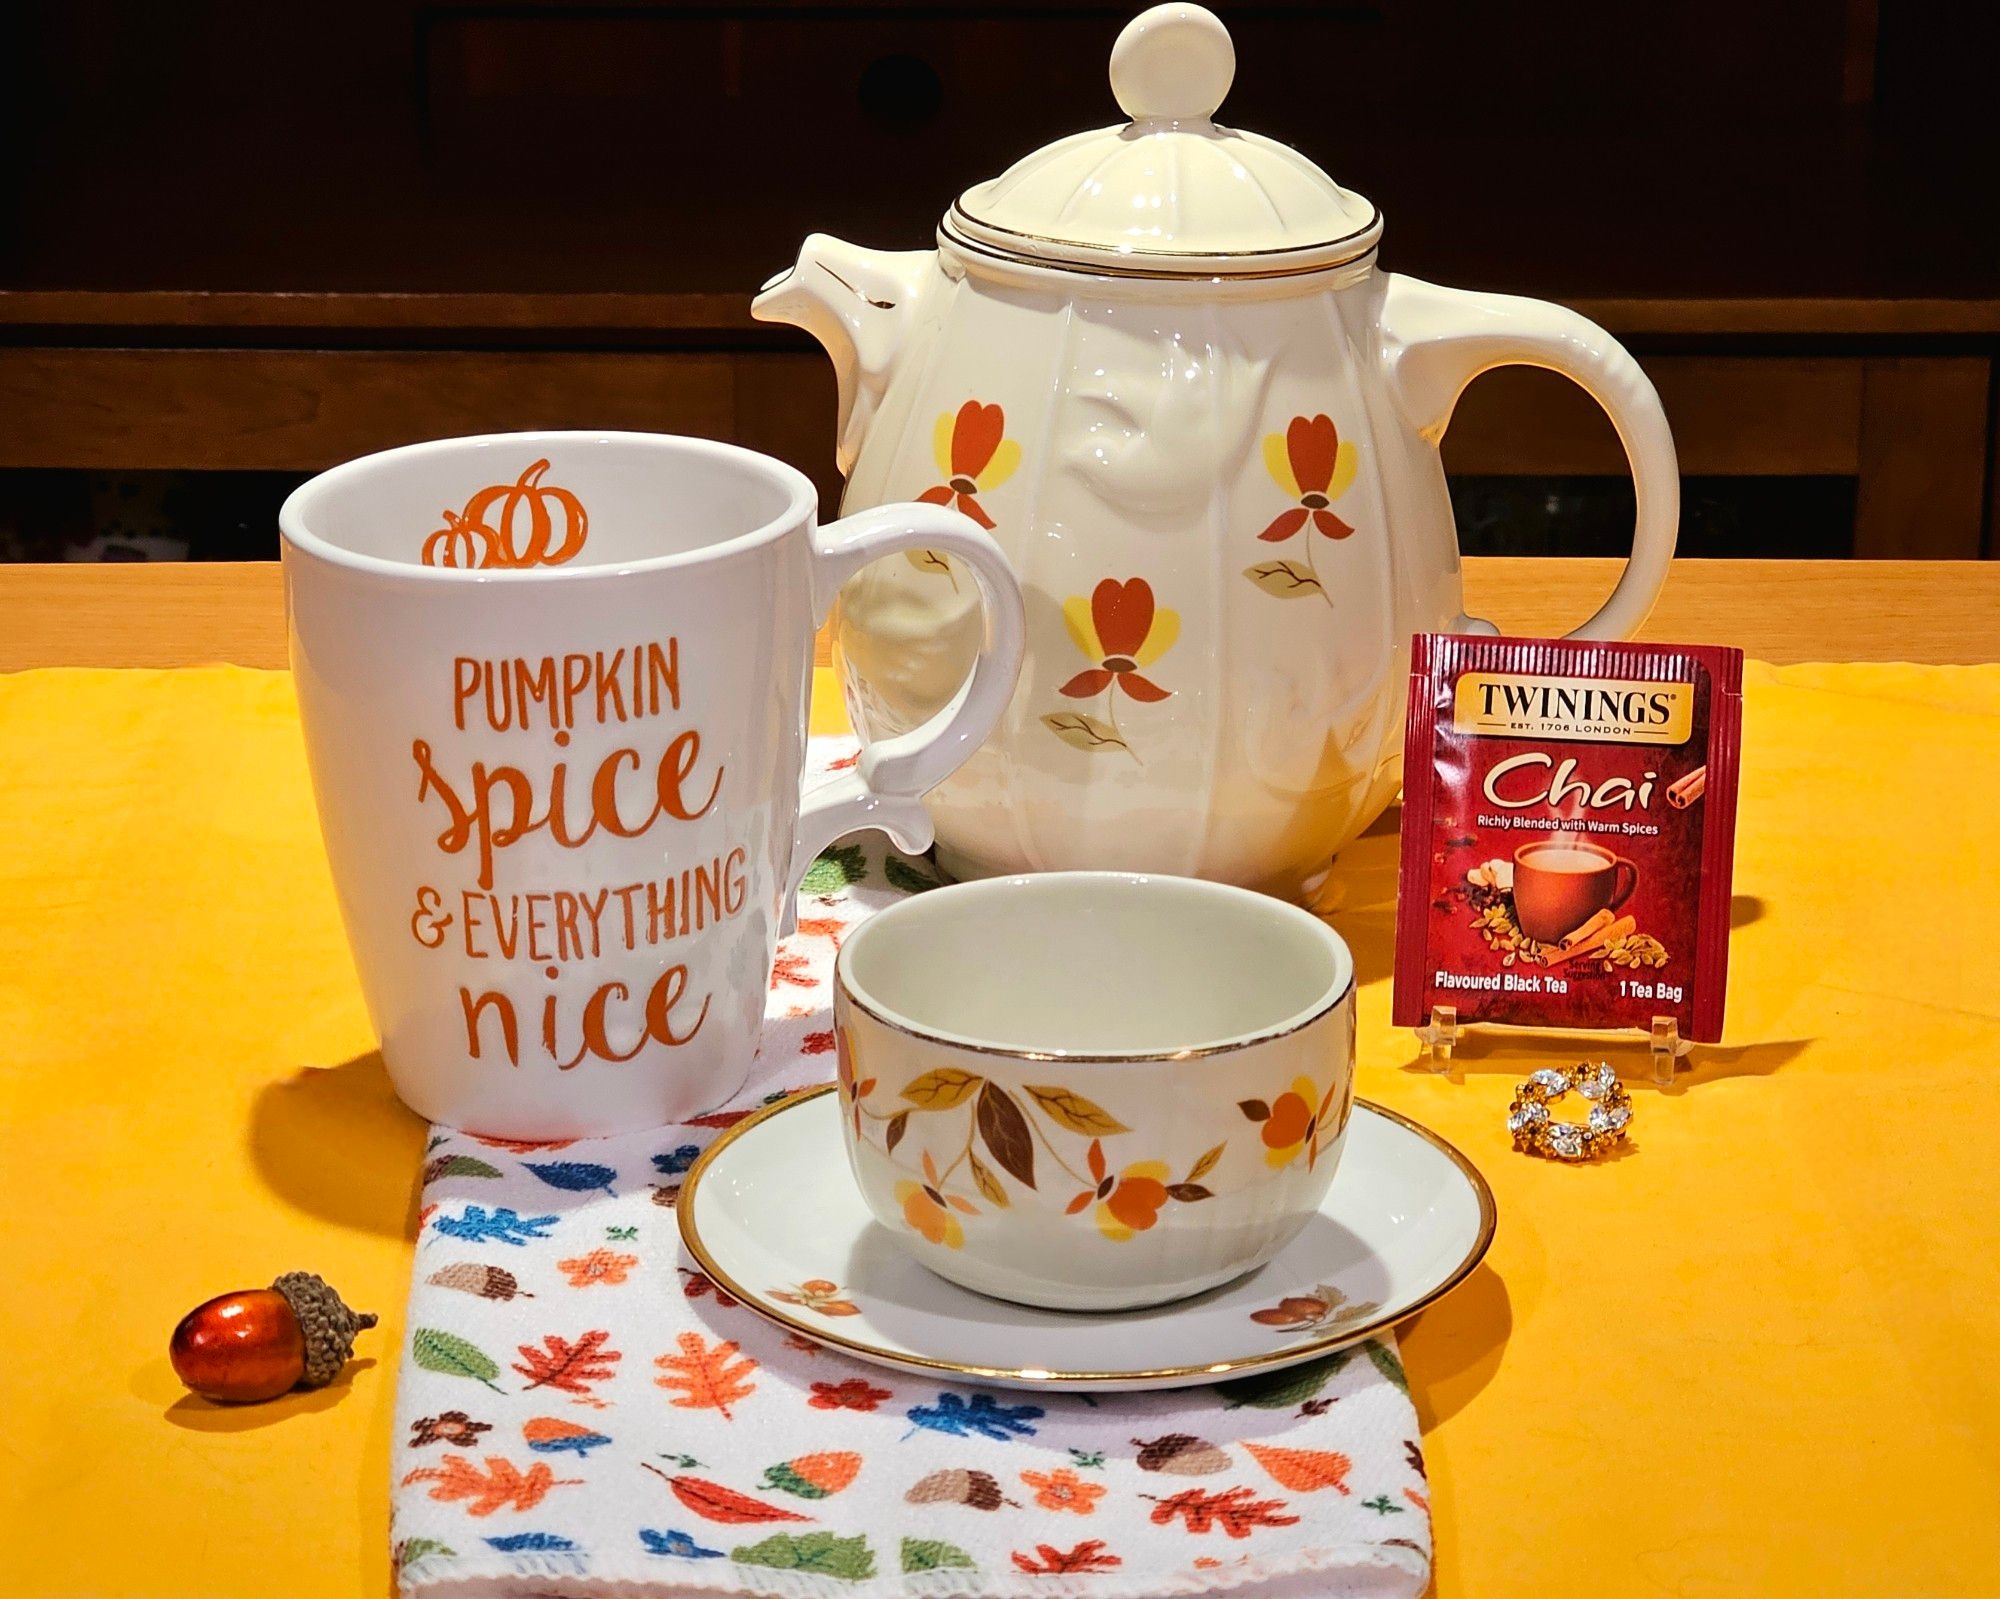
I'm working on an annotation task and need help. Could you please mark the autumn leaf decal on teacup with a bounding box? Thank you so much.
[1239,1074,1346,1170]
[1243,415,1359,605]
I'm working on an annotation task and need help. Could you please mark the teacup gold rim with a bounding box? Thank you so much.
[833,870,1356,1063]
[675,1083,1497,1387]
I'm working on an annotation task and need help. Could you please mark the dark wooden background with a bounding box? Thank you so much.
[4,1,1996,560]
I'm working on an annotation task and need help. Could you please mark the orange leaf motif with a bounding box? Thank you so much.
[1011,1540,1122,1575]
[1242,1442,1353,1495]
[654,1331,758,1419]
[641,1462,811,1524]
[1146,1485,1301,1539]
[511,1329,621,1394]
[399,1454,576,1517]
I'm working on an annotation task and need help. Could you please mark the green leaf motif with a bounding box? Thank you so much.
[396,1538,456,1570]
[1215,1348,1354,1409]
[732,1533,875,1581]
[1365,1338,1409,1395]
[435,1154,504,1179]
[411,1327,504,1392]
[883,853,945,896]
[802,843,868,895]
[901,1538,976,1573]
[760,1462,831,1500]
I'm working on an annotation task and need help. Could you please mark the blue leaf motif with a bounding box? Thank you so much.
[484,1533,578,1553]
[526,1430,612,1458]
[905,1391,1044,1442]
[653,1145,701,1177]
[526,1161,618,1196]
[640,1529,723,1559]
[432,1206,559,1247]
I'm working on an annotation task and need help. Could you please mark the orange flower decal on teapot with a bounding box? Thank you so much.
[422,459,589,570]
[907,400,1020,583]
[1243,415,1360,606]
[1041,577,1179,763]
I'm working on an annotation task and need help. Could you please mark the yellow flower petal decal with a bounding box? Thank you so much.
[976,437,1021,493]
[1262,432,1300,499]
[1062,594,1104,663]
[932,411,956,478]
[1134,607,1180,668]
[1328,438,1359,501]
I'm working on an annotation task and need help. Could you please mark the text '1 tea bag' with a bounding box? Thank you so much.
[1392,634,1743,1041]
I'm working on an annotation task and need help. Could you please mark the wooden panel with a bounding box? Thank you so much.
[1442,358,1865,477]
[731,353,842,517]
[4,559,1996,674]
[0,348,738,471]
[1852,358,1992,559]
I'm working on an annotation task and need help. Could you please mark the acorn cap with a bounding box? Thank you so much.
[272,1271,379,1389]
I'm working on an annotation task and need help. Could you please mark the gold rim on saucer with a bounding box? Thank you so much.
[676,1083,1497,1386]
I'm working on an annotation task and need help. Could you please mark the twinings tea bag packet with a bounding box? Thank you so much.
[1393,634,1743,1041]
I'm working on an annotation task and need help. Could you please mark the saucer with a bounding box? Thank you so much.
[678,1085,1494,1392]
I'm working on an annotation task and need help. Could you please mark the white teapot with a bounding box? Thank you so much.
[756,2,1676,898]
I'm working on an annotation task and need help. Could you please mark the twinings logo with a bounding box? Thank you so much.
[1454,672,1694,745]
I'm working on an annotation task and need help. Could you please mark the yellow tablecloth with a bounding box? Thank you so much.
[2,662,1996,1597]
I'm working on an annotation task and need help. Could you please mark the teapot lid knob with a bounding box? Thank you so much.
[1110,3,1235,124]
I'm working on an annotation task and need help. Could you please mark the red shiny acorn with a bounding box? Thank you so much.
[170,1272,377,1403]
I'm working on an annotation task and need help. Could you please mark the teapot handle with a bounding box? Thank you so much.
[1379,274,1678,640]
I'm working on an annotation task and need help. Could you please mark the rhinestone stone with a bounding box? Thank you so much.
[1528,1068,1571,1096]
[1578,1064,1618,1100]
[1547,1124,1587,1159]
[1589,1102,1631,1134]
[1508,1102,1549,1135]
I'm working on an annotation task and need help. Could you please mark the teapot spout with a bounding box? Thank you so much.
[753,234,933,475]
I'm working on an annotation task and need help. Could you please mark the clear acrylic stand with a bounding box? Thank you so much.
[1420,1005,1691,1088]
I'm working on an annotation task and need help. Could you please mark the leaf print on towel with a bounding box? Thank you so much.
[411,1329,505,1393]
[677,1267,740,1310]
[1020,1467,1104,1515]
[1215,1347,1355,1411]
[1144,1485,1301,1539]
[525,1160,617,1197]
[1133,1434,1232,1476]
[557,1248,638,1288]
[1011,1541,1123,1575]
[902,1538,977,1573]
[809,1378,892,1413]
[760,1451,861,1499]
[399,1455,579,1517]
[1242,1442,1352,1495]
[905,1468,1010,1511]
[653,1144,701,1177]
[393,1538,455,1571]
[427,1262,533,1302]
[904,1391,1043,1442]
[654,1332,757,1419]
[433,1206,558,1247]
[523,1417,613,1458]
[512,1329,621,1395]
[639,1528,723,1559]
[410,1411,492,1449]
[640,1464,812,1525]
[422,1153,504,1184]
[483,1532,578,1553]
[732,1531,876,1582]
[800,842,867,894]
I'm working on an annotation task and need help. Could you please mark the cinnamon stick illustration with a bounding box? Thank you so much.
[1542,914,1636,968]
[1666,766,1707,809]
[1558,908,1616,951]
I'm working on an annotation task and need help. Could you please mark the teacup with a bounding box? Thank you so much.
[832,872,1356,1310]
[1511,835,1638,945]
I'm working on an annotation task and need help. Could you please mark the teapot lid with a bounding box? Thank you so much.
[945,4,1381,278]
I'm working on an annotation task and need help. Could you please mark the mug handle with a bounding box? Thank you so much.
[1607,858,1639,914]
[1380,273,1679,641]
[780,501,1026,934]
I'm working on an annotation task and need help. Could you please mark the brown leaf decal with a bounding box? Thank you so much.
[1132,1434,1232,1476]
[901,1068,982,1110]
[885,1111,909,1153]
[968,1152,1011,1208]
[1040,711,1130,755]
[1167,1182,1213,1203]
[1238,1099,1272,1122]
[1242,559,1325,598]
[1249,1295,1330,1327]
[1187,1143,1226,1183]
[975,1083,1036,1189]
[1023,1085,1130,1137]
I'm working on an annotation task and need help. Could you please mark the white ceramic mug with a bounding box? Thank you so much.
[280,431,1024,1137]
[833,872,1357,1309]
